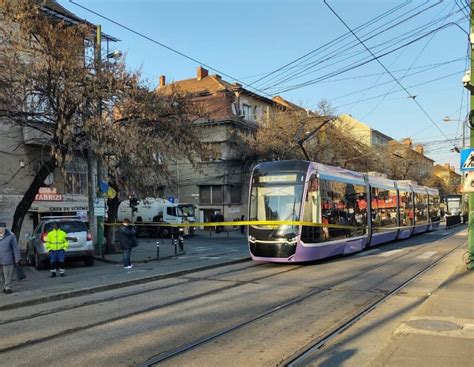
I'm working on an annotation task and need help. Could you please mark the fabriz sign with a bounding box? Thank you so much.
[34,187,63,201]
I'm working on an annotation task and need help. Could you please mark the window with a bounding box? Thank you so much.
[65,172,88,195]
[199,185,223,204]
[371,187,398,231]
[229,185,242,204]
[399,190,413,226]
[415,193,429,225]
[429,195,440,221]
[166,207,177,216]
[320,179,367,241]
[241,104,251,120]
[44,221,87,234]
[199,186,211,204]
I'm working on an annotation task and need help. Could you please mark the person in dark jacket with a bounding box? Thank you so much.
[118,219,136,269]
[0,222,21,294]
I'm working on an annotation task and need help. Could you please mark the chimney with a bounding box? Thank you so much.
[402,138,412,148]
[233,82,242,88]
[159,75,166,87]
[415,144,424,155]
[197,66,208,81]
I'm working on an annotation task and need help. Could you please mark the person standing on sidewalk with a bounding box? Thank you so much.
[0,222,20,294]
[45,222,69,277]
[118,219,137,269]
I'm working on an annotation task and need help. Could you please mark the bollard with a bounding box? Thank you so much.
[172,234,177,255]
[178,235,184,252]
[156,241,160,259]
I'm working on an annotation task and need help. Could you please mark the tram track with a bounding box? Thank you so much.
[283,239,466,366]
[0,229,461,359]
[137,230,463,366]
[0,264,307,354]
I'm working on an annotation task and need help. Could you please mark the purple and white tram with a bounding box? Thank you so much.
[248,160,441,263]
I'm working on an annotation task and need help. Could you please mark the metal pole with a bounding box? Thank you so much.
[95,25,104,258]
[468,1,474,270]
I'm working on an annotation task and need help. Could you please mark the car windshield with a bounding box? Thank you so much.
[44,221,87,233]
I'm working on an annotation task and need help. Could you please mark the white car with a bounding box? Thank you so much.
[26,218,94,270]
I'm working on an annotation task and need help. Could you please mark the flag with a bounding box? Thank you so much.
[99,180,109,193]
[107,186,117,199]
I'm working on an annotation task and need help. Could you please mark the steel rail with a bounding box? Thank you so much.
[137,229,461,366]
[284,240,466,366]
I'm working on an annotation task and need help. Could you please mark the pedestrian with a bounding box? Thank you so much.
[0,222,20,294]
[118,218,137,269]
[45,222,69,277]
[240,215,246,235]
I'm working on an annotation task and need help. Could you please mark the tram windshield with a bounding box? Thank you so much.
[250,173,305,223]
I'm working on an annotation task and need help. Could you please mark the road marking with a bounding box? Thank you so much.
[378,249,404,257]
[416,251,437,259]
[200,256,221,260]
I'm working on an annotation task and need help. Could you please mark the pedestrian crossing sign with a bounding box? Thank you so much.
[461,148,474,171]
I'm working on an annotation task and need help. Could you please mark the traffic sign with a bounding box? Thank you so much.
[460,148,474,171]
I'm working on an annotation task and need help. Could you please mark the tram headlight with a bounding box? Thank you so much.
[248,235,256,242]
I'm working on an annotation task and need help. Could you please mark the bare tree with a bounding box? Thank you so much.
[240,109,381,173]
[0,0,205,237]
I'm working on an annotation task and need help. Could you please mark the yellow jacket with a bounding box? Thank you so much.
[45,229,69,251]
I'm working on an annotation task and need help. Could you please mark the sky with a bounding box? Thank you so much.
[61,0,470,172]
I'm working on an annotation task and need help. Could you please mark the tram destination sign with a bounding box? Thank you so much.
[258,174,300,183]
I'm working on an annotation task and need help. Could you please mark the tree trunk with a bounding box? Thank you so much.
[11,158,57,238]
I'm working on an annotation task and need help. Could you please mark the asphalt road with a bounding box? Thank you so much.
[0,227,466,367]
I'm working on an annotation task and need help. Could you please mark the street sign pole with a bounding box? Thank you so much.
[468,0,474,270]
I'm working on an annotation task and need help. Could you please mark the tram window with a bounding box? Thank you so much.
[429,195,440,221]
[415,193,429,225]
[301,177,322,243]
[320,179,367,241]
[371,188,398,231]
[399,191,414,226]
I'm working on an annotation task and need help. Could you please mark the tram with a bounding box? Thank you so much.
[248,160,440,263]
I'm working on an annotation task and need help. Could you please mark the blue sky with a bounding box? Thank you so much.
[62,0,469,171]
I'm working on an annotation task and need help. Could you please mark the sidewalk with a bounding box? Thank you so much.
[0,229,250,310]
[98,228,247,264]
[371,262,474,366]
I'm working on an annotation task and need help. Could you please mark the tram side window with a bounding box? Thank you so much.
[301,176,323,243]
[320,179,367,241]
[399,190,413,226]
[415,193,429,225]
[429,195,440,222]
[371,188,398,232]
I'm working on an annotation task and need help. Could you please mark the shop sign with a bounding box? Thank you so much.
[35,187,63,201]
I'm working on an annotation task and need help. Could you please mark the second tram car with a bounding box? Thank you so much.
[248,160,440,263]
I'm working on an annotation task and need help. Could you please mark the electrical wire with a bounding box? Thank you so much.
[258,2,452,92]
[323,0,455,145]
[68,0,275,99]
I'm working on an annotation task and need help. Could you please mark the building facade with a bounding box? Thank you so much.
[157,67,289,223]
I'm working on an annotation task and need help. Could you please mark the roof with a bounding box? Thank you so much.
[38,0,119,42]
[160,73,279,106]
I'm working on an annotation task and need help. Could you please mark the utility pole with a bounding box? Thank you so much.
[468,0,474,270]
[95,24,104,258]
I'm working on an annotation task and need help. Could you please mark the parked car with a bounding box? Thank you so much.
[26,217,94,270]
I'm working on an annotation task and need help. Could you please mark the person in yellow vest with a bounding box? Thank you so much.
[45,222,69,277]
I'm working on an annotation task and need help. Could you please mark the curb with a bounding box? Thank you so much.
[0,257,251,311]
[94,252,186,265]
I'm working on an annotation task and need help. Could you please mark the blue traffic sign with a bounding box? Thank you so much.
[461,148,474,171]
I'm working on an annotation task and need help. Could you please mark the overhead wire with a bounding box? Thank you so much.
[258,1,449,92]
[247,0,415,89]
[269,22,464,95]
[323,0,455,143]
[68,0,275,99]
[358,0,458,119]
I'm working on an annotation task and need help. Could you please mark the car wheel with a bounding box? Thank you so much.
[34,251,47,270]
[84,257,94,266]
